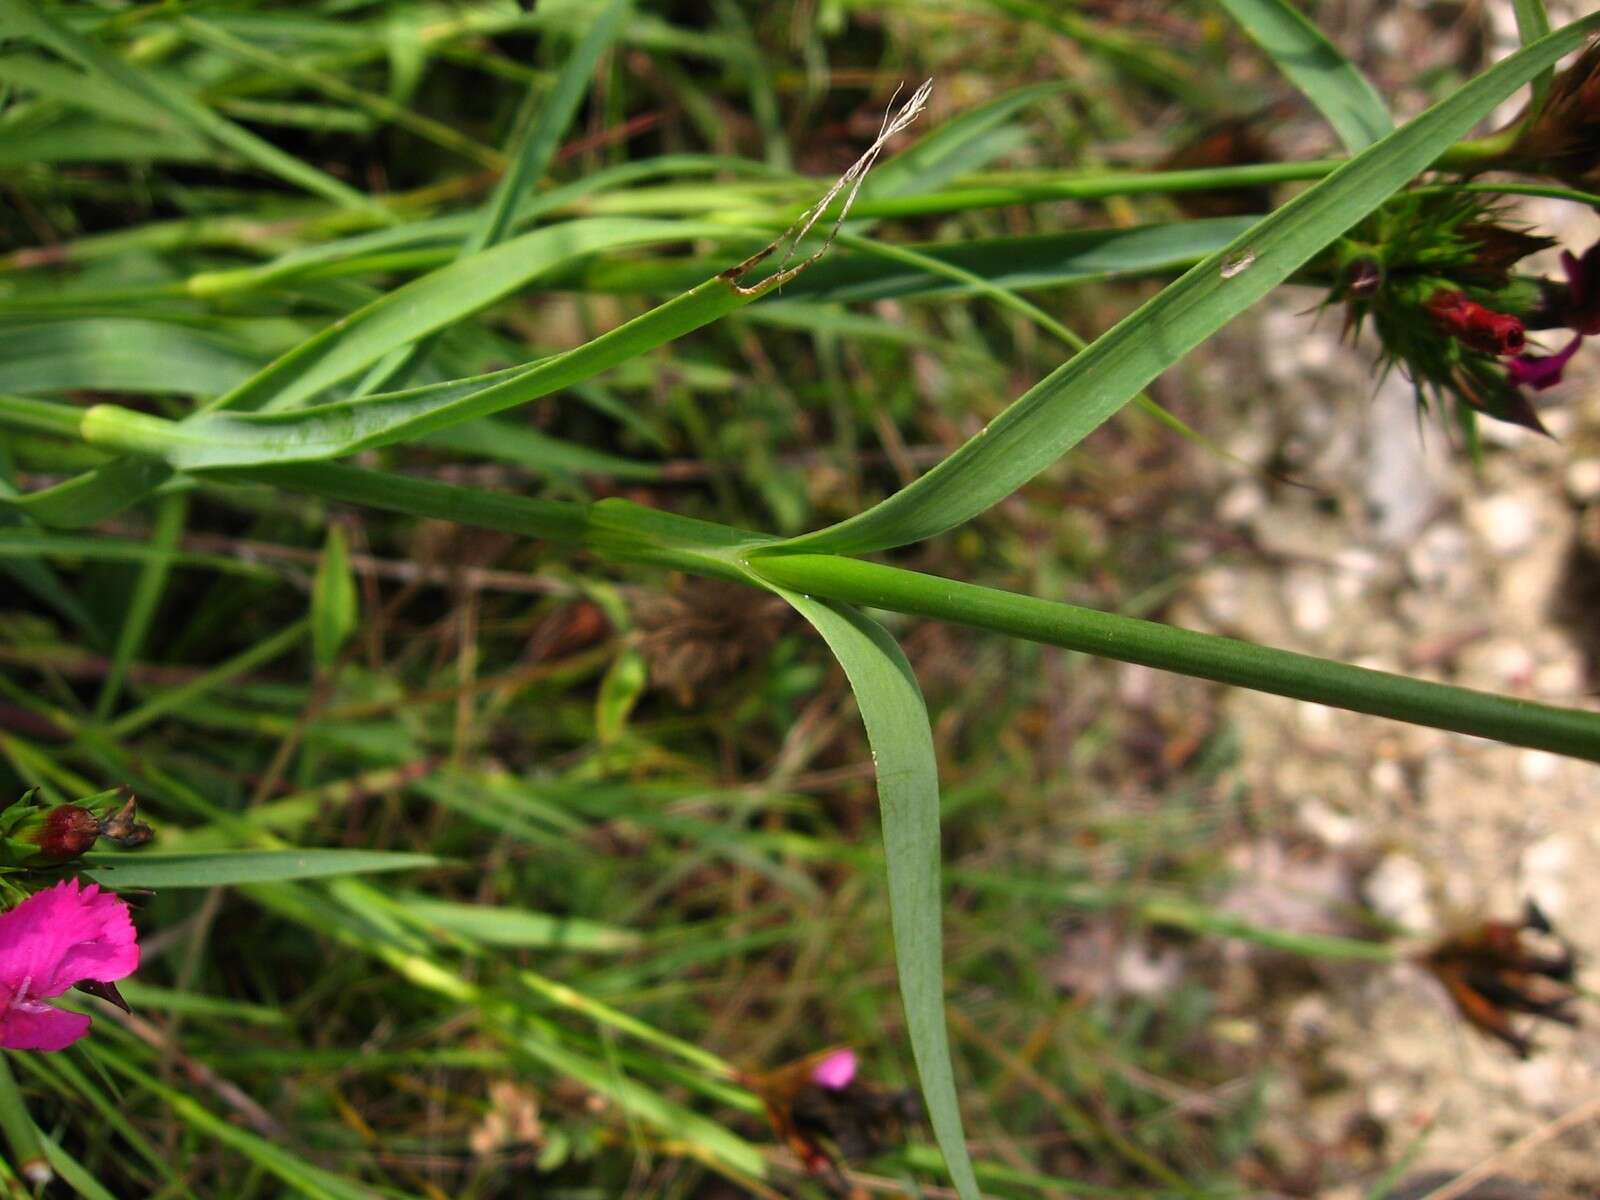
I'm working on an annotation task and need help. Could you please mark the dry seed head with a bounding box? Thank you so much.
[724,79,933,295]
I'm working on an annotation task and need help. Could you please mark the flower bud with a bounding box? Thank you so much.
[1424,290,1526,357]
[29,806,101,861]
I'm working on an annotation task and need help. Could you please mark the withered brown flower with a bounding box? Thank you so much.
[1420,901,1578,1058]
[1505,38,1600,192]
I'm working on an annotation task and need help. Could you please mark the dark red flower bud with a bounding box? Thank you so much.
[32,806,100,860]
[1425,290,1526,356]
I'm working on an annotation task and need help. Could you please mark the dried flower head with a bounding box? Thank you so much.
[741,1047,920,1183]
[1420,900,1577,1058]
[632,580,791,706]
[1506,38,1600,192]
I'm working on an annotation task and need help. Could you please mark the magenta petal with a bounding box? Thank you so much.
[0,1001,90,1052]
[1508,334,1584,391]
[0,879,139,998]
[809,1048,858,1091]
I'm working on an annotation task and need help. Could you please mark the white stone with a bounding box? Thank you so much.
[1284,566,1333,637]
[1469,492,1540,558]
[1299,796,1363,848]
[1364,853,1435,933]
[1217,480,1266,525]
[1565,459,1600,504]
[1369,759,1407,796]
[1518,749,1562,785]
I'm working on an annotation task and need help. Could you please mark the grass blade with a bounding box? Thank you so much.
[82,849,440,888]
[0,459,176,530]
[770,14,1600,557]
[0,0,383,217]
[771,589,979,1200]
[202,217,740,414]
[1514,0,1554,110]
[465,0,631,254]
[95,493,187,718]
[0,320,260,397]
[1218,0,1393,151]
[80,272,761,467]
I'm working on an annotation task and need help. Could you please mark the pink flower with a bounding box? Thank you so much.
[0,880,138,1051]
[808,1048,857,1091]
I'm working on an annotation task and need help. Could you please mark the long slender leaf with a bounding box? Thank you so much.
[1515,0,1555,110]
[466,0,631,254]
[1217,0,1393,152]
[771,589,979,1200]
[0,320,261,397]
[204,217,740,414]
[95,493,187,718]
[83,849,441,888]
[349,0,630,397]
[0,459,176,530]
[80,272,764,467]
[583,218,1259,303]
[769,16,1600,557]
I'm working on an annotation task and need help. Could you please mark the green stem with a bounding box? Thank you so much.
[0,1055,48,1187]
[221,464,591,546]
[745,553,1600,763]
[1431,126,1523,174]
[0,394,85,439]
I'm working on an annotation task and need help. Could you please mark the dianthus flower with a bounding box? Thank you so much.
[1508,241,1600,391]
[0,879,138,1051]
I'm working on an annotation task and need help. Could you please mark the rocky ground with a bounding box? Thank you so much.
[1166,189,1600,1195]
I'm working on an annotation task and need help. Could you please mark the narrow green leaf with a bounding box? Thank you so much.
[596,647,648,745]
[310,525,358,669]
[349,0,628,397]
[107,619,307,738]
[771,15,1600,557]
[0,459,176,530]
[1217,0,1393,152]
[38,1133,157,1200]
[202,217,739,414]
[0,528,263,578]
[0,320,260,397]
[787,218,1257,302]
[467,0,631,254]
[1514,0,1555,109]
[423,419,664,481]
[770,590,979,1200]
[86,1049,382,1200]
[95,493,186,718]
[83,849,440,888]
[0,1056,45,1188]
[399,895,644,952]
[81,272,760,467]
